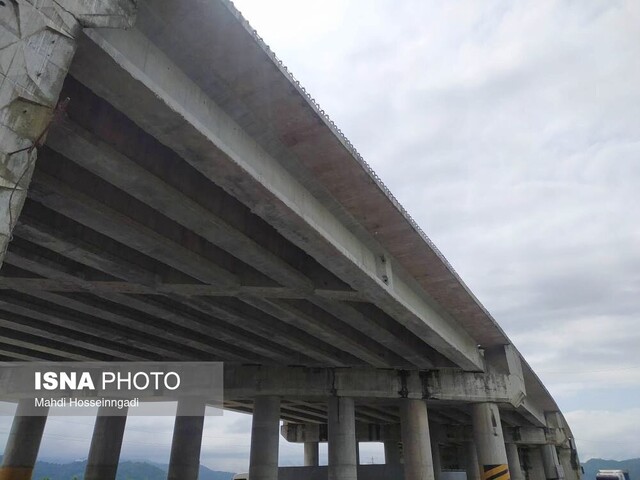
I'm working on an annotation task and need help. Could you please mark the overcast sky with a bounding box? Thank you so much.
[1,0,639,474]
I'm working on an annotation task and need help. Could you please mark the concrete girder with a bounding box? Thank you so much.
[24,166,375,366]
[41,106,431,368]
[0,0,136,268]
[2,246,268,362]
[16,181,356,365]
[281,421,570,448]
[224,366,525,406]
[69,25,483,370]
[0,276,365,300]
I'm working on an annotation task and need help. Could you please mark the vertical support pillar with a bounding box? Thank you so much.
[328,396,357,480]
[465,442,481,480]
[541,445,564,480]
[0,0,136,267]
[430,428,442,480]
[167,398,207,480]
[0,399,48,480]
[249,396,281,480]
[506,444,525,480]
[399,398,435,480]
[558,443,581,480]
[526,447,547,480]
[84,406,128,480]
[472,403,510,480]
[384,440,402,465]
[304,441,320,467]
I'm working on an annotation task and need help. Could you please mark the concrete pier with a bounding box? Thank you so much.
[84,406,128,480]
[167,399,207,480]
[472,403,510,480]
[558,448,579,480]
[328,396,358,480]
[400,399,435,480]
[506,443,525,480]
[526,447,548,480]
[465,442,481,480]
[305,442,320,467]
[541,445,564,480]
[249,396,281,480]
[0,400,48,480]
[384,440,402,465]
[430,430,442,480]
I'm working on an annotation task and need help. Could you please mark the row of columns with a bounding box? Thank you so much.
[0,399,205,480]
[0,397,575,480]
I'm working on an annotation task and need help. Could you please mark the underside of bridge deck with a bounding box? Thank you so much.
[0,2,579,479]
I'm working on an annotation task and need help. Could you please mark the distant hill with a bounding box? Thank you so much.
[19,458,234,480]
[583,458,640,480]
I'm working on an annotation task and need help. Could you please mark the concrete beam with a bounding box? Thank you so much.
[281,421,569,447]
[69,24,483,370]
[0,276,366,301]
[24,166,364,366]
[224,365,524,405]
[42,102,428,367]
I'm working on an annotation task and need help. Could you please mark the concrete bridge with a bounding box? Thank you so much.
[0,1,581,480]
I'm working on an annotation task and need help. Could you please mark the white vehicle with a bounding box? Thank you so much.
[596,470,630,480]
[233,474,249,480]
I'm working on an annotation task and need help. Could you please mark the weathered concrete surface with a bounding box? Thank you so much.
[400,399,435,480]
[541,445,564,480]
[525,448,547,480]
[465,442,481,480]
[384,440,402,465]
[472,403,510,480]
[225,365,524,405]
[84,406,128,480]
[0,399,48,479]
[0,0,136,269]
[249,396,281,480]
[167,399,206,480]
[506,444,525,480]
[304,442,320,467]
[328,397,357,480]
[69,22,483,371]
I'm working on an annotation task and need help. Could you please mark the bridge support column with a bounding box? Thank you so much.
[167,399,206,480]
[384,440,402,465]
[328,396,357,480]
[558,448,580,480]
[304,441,320,467]
[541,445,564,480]
[0,399,48,480]
[506,444,525,480]
[84,406,128,480]
[472,403,510,480]
[400,398,435,480]
[430,425,442,480]
[525,447,547,480]
[249,395,281,480]
[465,441,481,480]
[0,0,136,268]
